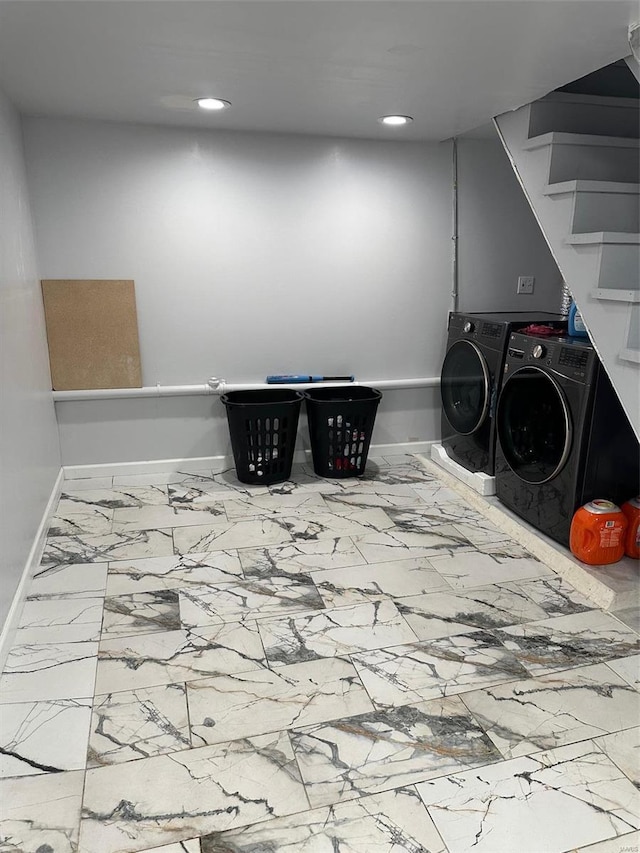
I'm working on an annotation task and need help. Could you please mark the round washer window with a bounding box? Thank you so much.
[441,340,490,435]
[497,366,572,484]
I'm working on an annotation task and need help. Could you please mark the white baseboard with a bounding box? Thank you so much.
[430,443,496,496]
[0,467,64,672]
[62,441,438,480]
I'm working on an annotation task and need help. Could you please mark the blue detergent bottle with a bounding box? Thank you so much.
[568,300,589,338]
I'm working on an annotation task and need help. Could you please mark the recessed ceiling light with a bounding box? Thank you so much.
[379,115,413,126]
[196,98,231,111]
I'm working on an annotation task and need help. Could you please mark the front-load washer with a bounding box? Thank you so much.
[495,331,639,546]
[440,312,566,474]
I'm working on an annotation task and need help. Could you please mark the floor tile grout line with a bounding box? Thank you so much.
[590,730,640,790]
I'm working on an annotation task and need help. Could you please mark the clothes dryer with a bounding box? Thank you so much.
[495,332,639,546]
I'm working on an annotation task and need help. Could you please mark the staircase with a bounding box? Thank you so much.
[494,85,640,438]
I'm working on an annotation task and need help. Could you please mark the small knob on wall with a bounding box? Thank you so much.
[463,321,474,333]
[532,344,546,359]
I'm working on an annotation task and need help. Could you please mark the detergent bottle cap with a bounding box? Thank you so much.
[584,499,621,515]
[624,496,640,509]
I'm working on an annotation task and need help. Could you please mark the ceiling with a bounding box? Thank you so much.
[0,1,636,141]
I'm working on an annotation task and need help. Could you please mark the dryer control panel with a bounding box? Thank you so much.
[504,332,596,383]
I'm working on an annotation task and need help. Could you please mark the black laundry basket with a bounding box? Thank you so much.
[221,389,304,485]
[304,385,382,478]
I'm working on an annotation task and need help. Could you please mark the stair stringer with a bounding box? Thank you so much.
[494,104,639,439]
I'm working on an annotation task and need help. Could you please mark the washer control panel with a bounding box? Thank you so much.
[504,332,595,382]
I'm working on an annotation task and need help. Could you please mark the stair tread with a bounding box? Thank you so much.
[566,231,640,245]
[592,289,640,303]
[544,180,640,196]
[524,131,640,151]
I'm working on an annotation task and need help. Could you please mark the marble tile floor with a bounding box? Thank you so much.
[1,455,639,853]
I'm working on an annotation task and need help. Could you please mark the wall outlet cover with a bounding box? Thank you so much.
[517,275,535,294]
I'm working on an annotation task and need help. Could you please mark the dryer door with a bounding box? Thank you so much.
[497,366,573,484]
[440,341,491,436]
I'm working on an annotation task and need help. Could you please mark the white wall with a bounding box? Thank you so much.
[0,90,61,627]
[24,118,453,464]
[457,137,563,312]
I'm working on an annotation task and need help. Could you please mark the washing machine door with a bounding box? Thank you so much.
[441,340,490,436]
[497,366,572,484]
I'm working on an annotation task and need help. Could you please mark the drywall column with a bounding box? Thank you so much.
[456,136,563,312]
[0,89,61,630]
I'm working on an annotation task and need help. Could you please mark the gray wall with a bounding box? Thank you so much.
[457,137,563,313]
[22,119,561,466]
[0,90,61,628]
[24,118,453,464]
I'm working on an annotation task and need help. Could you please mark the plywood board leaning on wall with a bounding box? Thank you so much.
[41,279,142,390]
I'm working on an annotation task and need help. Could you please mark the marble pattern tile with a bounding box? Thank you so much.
[102,590,182,638]
[16,595,104,644]
[114,471,217,487]
[361,463,436,486]
[57,486,169,513]
[351,632,529,707]
[178,576,325,627]
[0,642,99,702]
[201,786,447,853]
[450,521,513,548]
[328,480,431,502]
[58,476,114,490]
[0,769,85,853]
[607,655,640,690]
[411,482,466,506]
[105,551,243,595]
[48,509,113,537]
[595,728,640,789]
[136,842,201,853]
[322,485,424,511]
[311,557,451,608]
[188,656,373,746]
[223,491,329,519]
[28,562,108,597]
[112,503,228,533]
[471,539,541,559]
[181,468,338,500]
[88,683,191,766]
[417,741,640,853]
[386,503,489,531]
[280,508,395,542]
[427,550,552,589]
[395,585,548,641]
[461,663,640,759]
[251,470,342,496]
[41,530,174,567]
[290,697,501,808]
[238,538,366,578]
[498,610,640,676]
[172,519,293,554]
[95,624,266,694]
[352,527,473,564]
[505,575,597,618]
[258,601,418,667]
[0,698,92,777]
[79,731,309,853]
[167,482,254,506]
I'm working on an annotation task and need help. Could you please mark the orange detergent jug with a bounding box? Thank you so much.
[569,499,627,565]
[621,497,640,559]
